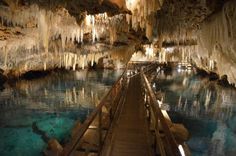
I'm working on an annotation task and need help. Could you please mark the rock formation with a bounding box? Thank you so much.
[0,0,235,85]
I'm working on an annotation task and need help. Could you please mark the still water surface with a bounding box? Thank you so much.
[0,69,123,156]
[152,68,236,156]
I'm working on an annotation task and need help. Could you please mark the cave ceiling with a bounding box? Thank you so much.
[0,0,235,84]
[0,0,229,42]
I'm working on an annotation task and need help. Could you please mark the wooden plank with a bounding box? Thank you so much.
[103,75,153,156]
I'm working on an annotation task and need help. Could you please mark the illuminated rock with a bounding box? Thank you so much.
[170,123,190,144]
[47,138,63,154]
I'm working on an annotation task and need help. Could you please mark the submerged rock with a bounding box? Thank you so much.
[170,123,190,144]
[47,139,63,154]
[159,118,190,144]
[32,122,50,143]
[187,137,210,153]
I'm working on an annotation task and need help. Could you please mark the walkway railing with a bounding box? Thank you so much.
[141,70,182,156]
[127,61,158,78]
[61,69,129,156]
[59,62,181,156]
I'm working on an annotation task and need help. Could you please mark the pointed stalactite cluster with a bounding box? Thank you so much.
[194,0,236,84]
[126,0,163,40]
[0,4,133,76]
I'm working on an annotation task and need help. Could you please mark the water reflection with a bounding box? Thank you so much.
[153,68,236,156]
[0,69,122,156]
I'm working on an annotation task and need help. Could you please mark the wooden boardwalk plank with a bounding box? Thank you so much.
[105,75,152,156]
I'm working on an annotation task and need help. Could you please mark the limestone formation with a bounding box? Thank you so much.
[0,0,235,85]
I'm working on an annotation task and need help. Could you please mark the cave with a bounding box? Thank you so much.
[0,0,236,156]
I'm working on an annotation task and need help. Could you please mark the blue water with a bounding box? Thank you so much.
[152,69,236,156]
[0,69,123,156]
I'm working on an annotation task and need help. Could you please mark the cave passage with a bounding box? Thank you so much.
[0,0,236,156]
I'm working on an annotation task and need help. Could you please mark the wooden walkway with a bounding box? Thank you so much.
[58,63,184,156]
[103,74,153,156]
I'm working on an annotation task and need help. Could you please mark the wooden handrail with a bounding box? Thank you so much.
[127,62,158,78]
[60,62,161,156]
[141,70,181,156]
[61,68,128,156]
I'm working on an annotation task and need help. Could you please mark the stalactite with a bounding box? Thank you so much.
[92,15,96,43]
[0,3,134,76]
[126,0,161,39]
[109,26,117,45]
[24,62,28,71]
[80,26,84,43]
[4,46,7,69]
[192,0,236,84]
[82,55,86,70]
[60,53,63,68]
[75,27,80,43]
[43,62,47,71]
[146,22,153,40]
[73,54,77,71]
[38,10,49,54]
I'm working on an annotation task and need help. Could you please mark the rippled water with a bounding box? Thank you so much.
[152,68,236,156]
[0,69,123,156]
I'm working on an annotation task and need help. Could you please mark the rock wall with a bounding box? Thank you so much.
[192,0,236,84]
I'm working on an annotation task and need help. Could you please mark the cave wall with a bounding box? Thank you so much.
[193,0,236,84]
